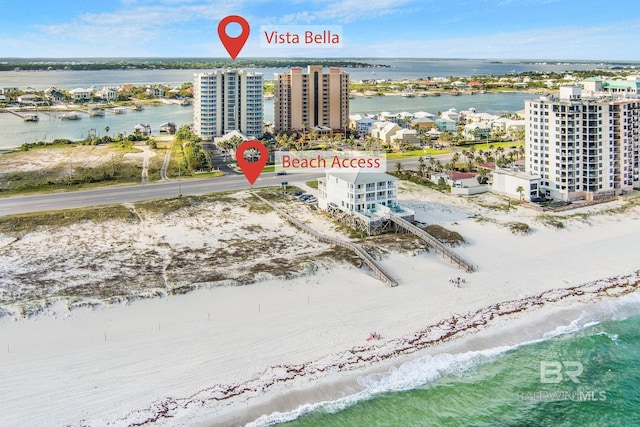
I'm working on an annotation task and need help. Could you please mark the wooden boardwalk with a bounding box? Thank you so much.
[388,214,477,273]
[253,194,399,287]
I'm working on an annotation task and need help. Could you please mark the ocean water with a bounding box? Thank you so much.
[252,291,640,426]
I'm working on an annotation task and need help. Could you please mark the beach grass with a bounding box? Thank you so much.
[0,204,136,234]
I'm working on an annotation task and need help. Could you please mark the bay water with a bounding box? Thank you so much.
[2,58,637,149]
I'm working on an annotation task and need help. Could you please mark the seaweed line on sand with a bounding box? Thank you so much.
[105,269,640,426]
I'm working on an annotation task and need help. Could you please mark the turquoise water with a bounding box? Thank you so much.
[253,292,640,426]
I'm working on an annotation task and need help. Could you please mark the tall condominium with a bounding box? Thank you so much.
[193,70,263,140]
[274,66,349,133]
[525,86,639,201]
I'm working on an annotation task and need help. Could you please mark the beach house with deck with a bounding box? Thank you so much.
[318,169,414,235]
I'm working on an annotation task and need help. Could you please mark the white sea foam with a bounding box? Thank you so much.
[248,290,640,426]
[248,345,517,426]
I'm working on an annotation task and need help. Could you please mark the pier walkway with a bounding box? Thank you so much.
[388,214,477,273]
[253,194,399,287]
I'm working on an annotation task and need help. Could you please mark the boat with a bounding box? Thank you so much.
[180,98,191,106]
[23,114,39,122]
[401,90,415,98]
[88,108,105,117]
[131,104,143,111]
[60,112,80,120]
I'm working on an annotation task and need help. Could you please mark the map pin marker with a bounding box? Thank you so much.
[218,15,250,60]
[236,140,268,185]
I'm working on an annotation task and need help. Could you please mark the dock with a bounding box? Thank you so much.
[4,109,39,121]
[254,194,399,287]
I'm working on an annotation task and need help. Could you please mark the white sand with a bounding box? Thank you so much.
[1,184,640,426]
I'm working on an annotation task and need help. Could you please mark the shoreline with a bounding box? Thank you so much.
[150,272,640,426]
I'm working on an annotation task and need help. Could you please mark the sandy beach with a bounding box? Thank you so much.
[1,182,639,426]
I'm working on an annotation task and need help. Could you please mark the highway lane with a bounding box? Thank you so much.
[0,154,453,217]
[0,171,324,216]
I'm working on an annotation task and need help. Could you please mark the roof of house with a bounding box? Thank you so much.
[603,80,640,90]
[491,168,540,181]
[449,171,477,181]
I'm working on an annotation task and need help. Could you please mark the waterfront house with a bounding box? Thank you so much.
[317,169,415,234]
[378,111,399,123]
[17,94,43,105]
[133,123,151,136]
[96,87,118,101]
[159,122,177,134]
[44,87,65,103]
[70,88,92,100]
[318,169,399,213]
[146,87,165,97]
[414,111,436,120]
[440,108,460,122]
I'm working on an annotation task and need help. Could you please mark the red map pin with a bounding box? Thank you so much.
[236,140,268,185]
[218,15,250,60]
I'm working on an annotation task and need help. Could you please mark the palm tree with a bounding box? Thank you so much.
[395,161,403,175]
[516,185,525,201]
[451,152,461,169]
[464,150,475,171]
[418,156,426,177]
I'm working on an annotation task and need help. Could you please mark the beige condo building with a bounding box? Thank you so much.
[274,66,349,134]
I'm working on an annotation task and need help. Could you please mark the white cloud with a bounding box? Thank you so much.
[29,2,239,56]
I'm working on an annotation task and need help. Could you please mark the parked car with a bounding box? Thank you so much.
[292,191,303,196]
[276,171,287,176]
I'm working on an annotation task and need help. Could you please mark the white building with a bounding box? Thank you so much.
[349,114,376,134]
[69,88,92,100]
[491,168,541,201]
[193,69,264,140]
[371,121,401,143]
[440,108,460,122]
[145,87,165,97]
[95,87,118,100]
[318,170,405,215]
[525,86,640,201]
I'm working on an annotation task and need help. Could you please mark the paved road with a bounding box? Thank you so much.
[0,154,454,217]
[0,171,324,216]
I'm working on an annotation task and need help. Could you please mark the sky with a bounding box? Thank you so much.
[0,0,639,60]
